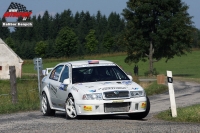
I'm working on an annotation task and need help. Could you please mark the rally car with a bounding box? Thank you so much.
[41,60,150,119]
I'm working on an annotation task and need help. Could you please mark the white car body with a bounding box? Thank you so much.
[41,60,150,119]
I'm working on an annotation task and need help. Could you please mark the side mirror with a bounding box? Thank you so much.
[42,70,46,76]
[42,68,53,76]
[63,78,70,85]
[127,75,133,81]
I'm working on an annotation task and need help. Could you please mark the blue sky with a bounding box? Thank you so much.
[1,0,200,29]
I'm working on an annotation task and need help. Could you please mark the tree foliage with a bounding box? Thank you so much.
[55,26,78,57]
[122,0,194,75]
[35,41,48,58]
[85,29,98,54]
[103,31,114,53]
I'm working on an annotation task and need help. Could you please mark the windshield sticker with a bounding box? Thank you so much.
[89,89,96,92]
[72,63,116,68]
[122,81,132,85]
[98,87,127,90]
[59,84,67,91]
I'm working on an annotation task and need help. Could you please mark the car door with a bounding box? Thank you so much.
[56,65,70,109]
[49,65,64,108]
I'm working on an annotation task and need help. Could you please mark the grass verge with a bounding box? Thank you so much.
[144,81,168,96]
[156,104,200,123]
[0,76,40,114]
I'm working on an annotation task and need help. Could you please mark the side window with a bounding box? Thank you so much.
[60,66,69,83]
[49,65,64,81]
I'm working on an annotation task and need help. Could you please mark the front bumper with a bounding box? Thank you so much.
[75,97,147,115]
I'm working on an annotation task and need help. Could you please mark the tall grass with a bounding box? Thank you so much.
[0,76,40,114]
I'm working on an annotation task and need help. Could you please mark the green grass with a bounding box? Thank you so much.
[0,76,40,114]
[144,81,168,96]
[156,104,200,123]
[23,51,200,79]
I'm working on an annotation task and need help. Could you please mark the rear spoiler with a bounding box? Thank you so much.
[42,68,53,76]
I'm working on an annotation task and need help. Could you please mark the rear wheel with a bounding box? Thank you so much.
[128,96,150,120]
[65,96,78,119]
[41,93,55,116]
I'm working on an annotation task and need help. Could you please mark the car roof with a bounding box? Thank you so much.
[57,60,115,66]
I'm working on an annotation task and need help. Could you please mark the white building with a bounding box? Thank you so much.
[0,38,23,79]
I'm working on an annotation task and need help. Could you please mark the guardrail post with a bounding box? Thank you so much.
[9,66,18,104]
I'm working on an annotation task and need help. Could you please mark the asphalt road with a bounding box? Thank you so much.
[0,80,200,133]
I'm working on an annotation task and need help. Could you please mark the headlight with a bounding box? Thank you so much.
[82,93,103,100]
[130,91,146,98]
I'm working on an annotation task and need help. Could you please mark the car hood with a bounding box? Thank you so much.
[72,80,144,93]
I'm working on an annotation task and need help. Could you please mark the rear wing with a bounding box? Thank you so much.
[42,68,53,76]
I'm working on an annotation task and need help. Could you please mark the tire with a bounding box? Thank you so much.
[65,95,78,119]
[128,96,150,120]
[41,93,55,116]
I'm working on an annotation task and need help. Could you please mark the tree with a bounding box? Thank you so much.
[85,29,98,54]
[5,37,15,51]
[122,0,194,76]
[0,17,10,39]
[35,41,48,58]
[103,31,114,53]
[55,26,78,57]
[192,28,200,48]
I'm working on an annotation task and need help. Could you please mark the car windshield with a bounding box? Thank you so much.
[72,66,130,84]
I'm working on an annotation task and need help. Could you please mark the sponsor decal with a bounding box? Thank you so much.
[59,84,67,91]
[133,87,139,90]
[85,86,94,88]
[89,89,96,92]
[98,87,127,90]
[122,81,132,85]
[112,100,124,103]
[141,102,147,108]
[83,105,92,111]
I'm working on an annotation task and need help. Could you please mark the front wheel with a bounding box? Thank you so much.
[41,93,55,116]
[128,96,150,120]
[65,96,78,119]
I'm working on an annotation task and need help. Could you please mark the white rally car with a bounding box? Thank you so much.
[41,60,150,119]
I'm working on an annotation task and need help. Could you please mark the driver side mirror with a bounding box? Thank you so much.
[127,75,133,81]
[63,78,70,85]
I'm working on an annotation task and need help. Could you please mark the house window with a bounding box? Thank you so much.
[0,66,2,70]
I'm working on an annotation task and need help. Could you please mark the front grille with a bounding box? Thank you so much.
[104,102,130,113]
[103,91,129,99]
